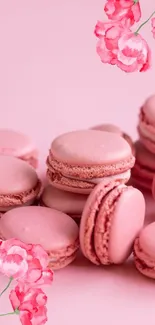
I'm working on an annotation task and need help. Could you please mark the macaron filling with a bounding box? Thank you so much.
[61,170,131,184]
[47,161,132,192]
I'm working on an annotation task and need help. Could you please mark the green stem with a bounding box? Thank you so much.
[135,10,155,34]
[0,277,13,297]
[0,311,16,317]
[0,309,19,317]
[134,0,139,3]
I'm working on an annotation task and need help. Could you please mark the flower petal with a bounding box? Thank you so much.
[35,269,53,285]
[97,37,117,64]
[104,0,141,26]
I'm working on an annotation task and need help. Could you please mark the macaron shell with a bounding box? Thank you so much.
[94,185,145,264]
[20,149,39,169]
[91,124,122,135]
[123,133,135,156]
[132,163,153,181]
[91,124,134,155]
[131,176,152,191]
[141,95,155,124]
[131,168,153,191]
[0,129,36,157]
[51,130,132,165]
[41,185,87,214]
[0,156,38,195]
[138,123,155,143]
[108,186,145,264]
[138,129,155,154]
[0,206,79,251]
[138,97,155,153]
[0,206,79,269]
[134,141,155,169]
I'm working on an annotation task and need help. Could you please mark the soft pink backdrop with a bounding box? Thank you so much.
[0,1,155,324]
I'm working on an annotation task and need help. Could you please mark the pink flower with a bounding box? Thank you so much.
[94,20,120,38]
[95,20,151,72]
[116,32,151,72]
[104,0,141,27]
[0,239,53,285]
[9,284,47,325]
[95,20,130,65]
[151,18,155,39]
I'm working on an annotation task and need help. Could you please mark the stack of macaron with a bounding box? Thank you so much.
[131,95,155,194]
[0,129,80,270]
[44,129,146,268]
[0,112,155,280]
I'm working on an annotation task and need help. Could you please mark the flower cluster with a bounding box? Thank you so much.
[0,238,53,325]
[95,0,155,72]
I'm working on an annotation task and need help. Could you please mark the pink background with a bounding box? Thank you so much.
[0,0,155,324]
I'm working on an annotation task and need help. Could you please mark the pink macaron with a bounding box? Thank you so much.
[0,129,38,168]
[131,141,155,191]
[47,130,135,194]
[91,123,135,155]
[80,182,145,265]
[0,206,79,270]
[40,185,87,220]
[0,156,41,211]
[134,222,155,279]
[138,95,155,154]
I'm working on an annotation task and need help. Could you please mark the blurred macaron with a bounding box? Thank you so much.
[0,128,38,168]
[90,123,135,155]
